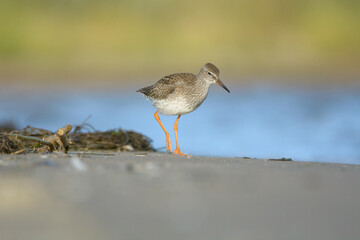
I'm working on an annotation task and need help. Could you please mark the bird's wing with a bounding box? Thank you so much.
[138,73,196,100]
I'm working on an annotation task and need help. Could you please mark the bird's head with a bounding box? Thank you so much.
[200,63,230,93]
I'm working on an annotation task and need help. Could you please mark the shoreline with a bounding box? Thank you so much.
[1,152,360,240]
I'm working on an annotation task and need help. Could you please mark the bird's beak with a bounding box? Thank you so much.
[216,79,230,93]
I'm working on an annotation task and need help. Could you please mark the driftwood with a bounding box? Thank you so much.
[0,122,155,154]
[9,133,55,152]
[1,125,73,154]
[39,124,73,153]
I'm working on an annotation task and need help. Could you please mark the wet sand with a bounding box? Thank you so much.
[1,152,360,240]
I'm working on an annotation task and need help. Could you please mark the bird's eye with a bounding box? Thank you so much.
[207,72,212,76]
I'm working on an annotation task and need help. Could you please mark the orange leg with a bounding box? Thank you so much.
[154,111,172,153]
[173,115,192,157]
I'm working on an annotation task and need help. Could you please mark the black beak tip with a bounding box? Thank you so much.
[217,80,230,93]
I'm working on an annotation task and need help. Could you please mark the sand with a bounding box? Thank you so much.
[1,152,359,240]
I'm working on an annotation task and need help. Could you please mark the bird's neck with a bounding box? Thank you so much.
[195,74,211,88]
[192,75,211,99]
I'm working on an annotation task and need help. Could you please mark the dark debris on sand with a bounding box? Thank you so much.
[0,123,155,154]
[70,128,155,152]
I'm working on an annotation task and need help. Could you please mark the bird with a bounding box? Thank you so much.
[137,63,230,157]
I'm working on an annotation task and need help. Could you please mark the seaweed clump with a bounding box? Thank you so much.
[0,123,155,154]
[0,134,25,154]
[0,125,73,154]
[70,128,155,152]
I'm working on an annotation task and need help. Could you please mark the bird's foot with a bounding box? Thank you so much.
[173,148,191,157]
[165,134,172,153]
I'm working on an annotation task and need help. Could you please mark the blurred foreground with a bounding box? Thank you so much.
[1,152,360,240]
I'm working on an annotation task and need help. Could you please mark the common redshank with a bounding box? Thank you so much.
[137,63,230,156]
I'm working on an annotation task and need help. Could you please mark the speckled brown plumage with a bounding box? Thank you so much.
[137,63,229,115]
[137,63,230,157]
[137,73,196,100]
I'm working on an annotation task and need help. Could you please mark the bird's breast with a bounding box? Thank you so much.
[152,91,208,116]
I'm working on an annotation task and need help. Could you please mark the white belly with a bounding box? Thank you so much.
[153,96,200,115]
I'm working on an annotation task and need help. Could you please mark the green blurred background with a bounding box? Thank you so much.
[0,0,359,86]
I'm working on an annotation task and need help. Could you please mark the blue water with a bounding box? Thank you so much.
[1,85,360,164]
